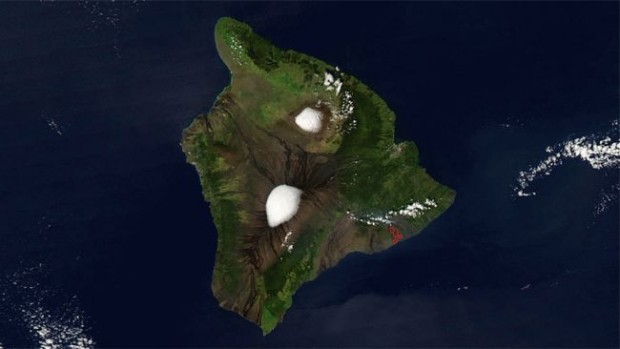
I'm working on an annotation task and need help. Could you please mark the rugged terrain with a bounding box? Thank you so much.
[181,17,455,334]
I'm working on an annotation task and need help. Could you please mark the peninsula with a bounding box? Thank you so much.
[181,17,455,334]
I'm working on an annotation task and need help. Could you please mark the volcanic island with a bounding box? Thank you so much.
[181,17,455,334]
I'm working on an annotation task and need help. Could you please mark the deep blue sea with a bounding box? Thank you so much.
[1,2,618,347]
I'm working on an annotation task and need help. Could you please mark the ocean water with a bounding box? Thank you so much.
[0,2,617,347]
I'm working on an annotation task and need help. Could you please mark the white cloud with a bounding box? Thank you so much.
[515,121,619,197]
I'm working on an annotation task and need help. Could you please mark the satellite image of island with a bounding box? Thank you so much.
[0,2,618,348]
[182,18,454,333]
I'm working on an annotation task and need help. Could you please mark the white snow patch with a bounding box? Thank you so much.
[266,185,303,227]
[294,107,323,133]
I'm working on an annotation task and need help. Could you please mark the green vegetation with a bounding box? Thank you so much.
[181,17,455,335]
[182,119,245,295]
[214,18,338,130]
[259,225,331,334]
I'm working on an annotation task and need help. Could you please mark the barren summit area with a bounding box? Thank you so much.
[181,17,455,334]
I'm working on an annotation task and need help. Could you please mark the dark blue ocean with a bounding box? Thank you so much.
[1,2,618,347]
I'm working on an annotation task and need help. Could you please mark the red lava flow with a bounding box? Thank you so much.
[387,224,403,244]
